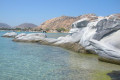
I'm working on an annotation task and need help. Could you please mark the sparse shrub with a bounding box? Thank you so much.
[45,28,50,31]
[56,28,66,32]
[15,28,21,30]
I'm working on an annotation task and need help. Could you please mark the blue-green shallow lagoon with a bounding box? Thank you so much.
[0,31,120,80]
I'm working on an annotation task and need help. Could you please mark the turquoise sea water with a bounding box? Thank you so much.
[0,31,120,80]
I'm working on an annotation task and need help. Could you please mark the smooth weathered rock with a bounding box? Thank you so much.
[12,14,120,65]
[93,18,120,40]
[39,39,87,53]
[90,39,120,64]
[15,33,26,38]
[2,32,17,38]
[57,42,88,53]
[70,14,120,64]
[13,33,46,42]
[62,14,120,64]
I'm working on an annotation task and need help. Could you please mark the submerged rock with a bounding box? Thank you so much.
[107,71,120,80]
[2,32,17,38]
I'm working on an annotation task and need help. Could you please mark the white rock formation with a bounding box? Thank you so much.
[15,33,26,38]
[63,14,120,63]
[2,32,17,37]
[12,14,120,64]
[45,14,120,64]
[14,33,46,41]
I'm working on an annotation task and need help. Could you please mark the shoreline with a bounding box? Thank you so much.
[2,13,120,65]
[2,32,120,80]
[12,36,120,80]
[13,38,89,54]
[13,36,120,65]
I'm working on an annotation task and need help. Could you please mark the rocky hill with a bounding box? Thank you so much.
[0,23,11,29]
[34,14,97,32]
[15,23,37,29]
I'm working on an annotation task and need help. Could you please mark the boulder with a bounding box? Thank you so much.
[69,14,120,64]
[15,33,26,38]
[13,33,47,42]
[107,71,120,80]
[2,32,17,38]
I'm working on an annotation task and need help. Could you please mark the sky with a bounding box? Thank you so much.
[0,0,120,27]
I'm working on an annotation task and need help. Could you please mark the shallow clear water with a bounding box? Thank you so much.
[0,31,120,80]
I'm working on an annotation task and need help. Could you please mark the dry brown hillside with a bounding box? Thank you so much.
[34,14,97,32]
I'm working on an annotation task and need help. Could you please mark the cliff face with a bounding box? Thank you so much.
[34,14,97,32]
[0,23,11,29]
[15,23,37,29]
